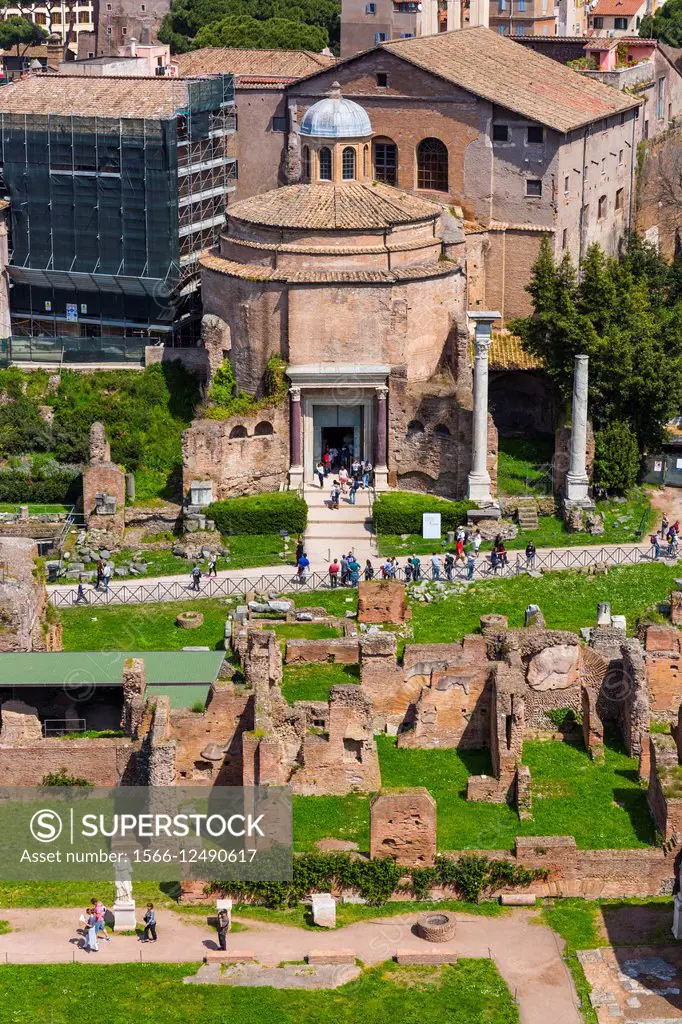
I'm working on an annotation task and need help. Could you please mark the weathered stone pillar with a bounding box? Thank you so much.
[467,311,499,503]
[566,355,590,503]
[374,385,389,492]
[288,386,303,489]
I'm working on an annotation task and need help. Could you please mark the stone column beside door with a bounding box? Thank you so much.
[374,385,389,491]
[288,386,303,490]
[467,311,499,504]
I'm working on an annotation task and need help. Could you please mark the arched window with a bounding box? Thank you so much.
[229,425,248,439]
[407,419,425,435]
[319,146,332,181]
[434,424,451,437]
[417,137,448,192]
[342,146,356,180]
[363,145,368,177]
[254,421,274,436]
[302,145,310,180]
[373,138,397,185]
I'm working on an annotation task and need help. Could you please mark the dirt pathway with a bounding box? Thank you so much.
[0,905,581,1024]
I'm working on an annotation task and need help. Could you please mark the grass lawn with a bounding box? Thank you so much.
[60,598,234,651]
[0,879,179,909]
[497,436,554,496]
[410,561,682,643]
[0,960,519,1024]
[378,489,655,556]
[282,663,359,704]
[0,502,71,514]
[291,732,652,854]
[289,589,358,616]
[263,622,341,642]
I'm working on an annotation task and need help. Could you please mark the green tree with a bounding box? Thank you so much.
[640,0,682,44]
[159,0,339,52]
[193,14,327,51]
[510,235,682,454]
[0,16,49,55]
[594,421,641,493]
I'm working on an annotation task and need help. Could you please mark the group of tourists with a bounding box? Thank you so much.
[328,552,363,586]
[190,555,218,591]
[652,515,681,559]
[80,900,157,952]
[320,450,373,507]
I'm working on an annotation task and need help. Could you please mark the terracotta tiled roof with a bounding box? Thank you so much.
[226,181,443,230]
[379,27,640,132]
[175,47,336,79]
[470,333,544,371]
[200,251,458,284]
[590,0,644,16]
[0,75,198,117]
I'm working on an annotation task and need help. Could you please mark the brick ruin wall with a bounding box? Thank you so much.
[0,739,136,785]
[182,401,289,501]
[0,537,50,652]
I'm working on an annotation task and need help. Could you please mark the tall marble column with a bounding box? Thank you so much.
[288,386,303,489]
[374,385,389,492]
[467,311,499,503]
[565,355,590,503]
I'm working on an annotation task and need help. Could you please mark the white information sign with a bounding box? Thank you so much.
[422,512,442,539]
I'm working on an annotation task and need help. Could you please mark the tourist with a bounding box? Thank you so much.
[102,563,111,591]
[295,537,304,563]
[92,898,110,943]
[82,907,98,952]
[95,559,104,590]
[444,551,454,581]
[322,450,331,476]
[490,549,501,573]
[297,551,310,582]
[410,553,421,580]
[340,553,350,586]
[329,557,340,587]
[466,551,476,580]
[473,529,482,556]
[498,541,508,568]
[651,532,661,560]
[208,554,218,578]
[217,908,229,951]
[525,541,536,569]
[75,578,87,604]
[364,559,374,581]
[381,558,393,579]
[363,461,372,488]
[141,903,157,942]
[351,458,361,479]
[349,556,360,586]
[404,559,413,583]
[674,520,680,537]
[431,552,441,580]
[190,564,201,591]
[455,525,465,543]
[349,476,361,505]
[329,481,340,510]
[316,461,325,487]
[662,514,669,539]
[454,536,466,566]
[339,465,349,494]
[668,533,679,558]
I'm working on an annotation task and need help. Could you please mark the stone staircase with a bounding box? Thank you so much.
[516,500,539,532]
[302,484,376,567]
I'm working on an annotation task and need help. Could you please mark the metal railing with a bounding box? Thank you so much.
[47,543,663,608]
[43,719,86,737]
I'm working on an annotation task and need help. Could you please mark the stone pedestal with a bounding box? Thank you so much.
[113,900,137,931]
[467,312,499,504]
[288,386,303,489]
[311,892,336,928]
[673,893,682,939]
[565,355,590,503]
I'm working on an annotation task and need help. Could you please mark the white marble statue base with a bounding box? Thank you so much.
[113,901,137,931]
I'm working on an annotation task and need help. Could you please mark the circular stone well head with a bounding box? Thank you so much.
[415,911,457,943]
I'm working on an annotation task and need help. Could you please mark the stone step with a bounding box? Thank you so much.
[204,950,256,963]
[305,520,374,540]
[306,949,357,965]
[307,507,371,524]
[395,950,458,965]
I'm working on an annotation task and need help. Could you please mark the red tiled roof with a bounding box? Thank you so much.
[175,47,336,79]
[589,0,645,15]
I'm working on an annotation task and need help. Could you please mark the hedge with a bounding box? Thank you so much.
[0,467,81,504]
[373,492,475,535]
[206,491,308,536]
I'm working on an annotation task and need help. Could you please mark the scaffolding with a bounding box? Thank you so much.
[0,73,236,361]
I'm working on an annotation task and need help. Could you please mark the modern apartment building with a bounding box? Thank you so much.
[489,0,556,36]
[340,0,489,58]
[0,1,94,51]
[587,0,648,36]
[0,74,236,362]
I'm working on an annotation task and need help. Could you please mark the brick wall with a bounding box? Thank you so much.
[0,738,135,785]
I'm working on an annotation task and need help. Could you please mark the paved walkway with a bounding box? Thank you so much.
[0,906,581,1024]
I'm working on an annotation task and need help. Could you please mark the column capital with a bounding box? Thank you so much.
[289,386,301,402]
[375,385,389,400]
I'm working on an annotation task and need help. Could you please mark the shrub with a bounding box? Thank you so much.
[206,491,307,536]
[206,355,287,421]
[0,462,81,503]
[593,421,641,494]
[41,768,92,787]
[373,491,475,535]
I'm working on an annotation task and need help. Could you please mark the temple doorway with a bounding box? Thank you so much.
[310,403,364,478]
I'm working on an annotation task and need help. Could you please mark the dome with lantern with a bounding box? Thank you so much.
[299,81,373,139]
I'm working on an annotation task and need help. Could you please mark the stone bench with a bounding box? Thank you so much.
[499,893,536,906]
[306,949,356,965]
[395,950,458,965]
[204,950,256,964]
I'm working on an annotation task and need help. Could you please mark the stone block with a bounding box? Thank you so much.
[480,613,508,635]
[526,644,579,691]
[306,949,355,965]
[285,638,359,666]
[358,581,407,624]
[611,615,626,632]
[597,602,612,626]
[311,893,336,928]
[396,951,458,965]
[499,893,536,906]
[0,700,42,743]
[204,950,256,963]
[672,592,682,626]
[370,788,436,867]
[269,600,293,614]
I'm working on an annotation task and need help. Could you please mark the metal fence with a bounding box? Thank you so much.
[48,544,661,608]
